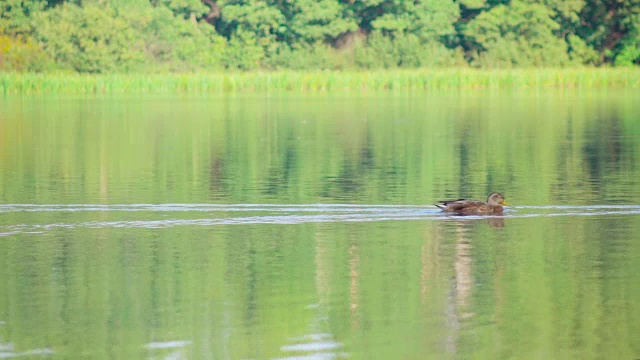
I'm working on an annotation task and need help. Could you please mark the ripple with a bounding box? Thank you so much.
[0,203,420,213]
[144,340,191,350]
[1,204,639,236]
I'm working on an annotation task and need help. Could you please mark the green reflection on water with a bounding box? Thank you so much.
[0,91,639,359]
[1,91,639,205]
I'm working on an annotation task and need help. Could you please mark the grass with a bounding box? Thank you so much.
[1,69,639,94]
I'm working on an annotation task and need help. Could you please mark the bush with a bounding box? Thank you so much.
[35,4,145,73]
[264,42,342,70]
[615,31,640,66]
[123,6,227,71]
[0,31,50,72]
[353,32,466,69]
[224,31,263,70]
[464,3,572,67]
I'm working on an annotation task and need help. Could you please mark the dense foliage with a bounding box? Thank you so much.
[1,0,639,72]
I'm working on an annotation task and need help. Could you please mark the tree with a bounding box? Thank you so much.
[156,0,210,20]
[0,0,46,36]
[368,0,459,41]
[284,0,357,44]
[218,0,285,42]
[614,14,640,65]
[0,28,50,71]
[578,0,640,63]
[2,0,639,71]
[124,5,227,71]
[35,4,145,72]
[463,1,571,67]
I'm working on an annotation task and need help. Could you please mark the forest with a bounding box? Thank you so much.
[1,0,639,73]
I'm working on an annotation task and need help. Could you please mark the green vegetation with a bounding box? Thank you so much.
[1,0,640,73]
[2,69,640,94]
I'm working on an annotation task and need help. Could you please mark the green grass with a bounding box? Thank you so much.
[1,69,639,94]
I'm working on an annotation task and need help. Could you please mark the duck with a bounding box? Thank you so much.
[435,192,507,215]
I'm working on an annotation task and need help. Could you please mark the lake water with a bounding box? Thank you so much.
[1,91,640,359]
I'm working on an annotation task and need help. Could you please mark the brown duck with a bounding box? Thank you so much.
[435,192,507,215]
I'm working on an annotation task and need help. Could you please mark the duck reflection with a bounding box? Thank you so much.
[442,214,505,229]
[453,223,474,320]
[487,216,505,228]
[437,214,505,354]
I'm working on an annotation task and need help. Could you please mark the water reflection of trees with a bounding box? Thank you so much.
[1,95,638,206]
[200,99,638,206]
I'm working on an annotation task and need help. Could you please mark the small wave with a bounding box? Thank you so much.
[1,204,639,236]
[511,205,640,210]
[0,203,427,214]
[2,203,639,214]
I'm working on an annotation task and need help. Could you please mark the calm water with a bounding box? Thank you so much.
[1,91,640,359]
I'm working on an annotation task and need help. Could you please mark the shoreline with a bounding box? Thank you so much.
[2,69,639,95]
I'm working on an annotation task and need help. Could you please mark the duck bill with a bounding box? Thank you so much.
[502,200,509,206]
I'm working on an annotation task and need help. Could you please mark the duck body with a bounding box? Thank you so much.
[435,192,507,215]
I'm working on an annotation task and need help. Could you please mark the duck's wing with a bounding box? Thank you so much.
[458,203,498,215]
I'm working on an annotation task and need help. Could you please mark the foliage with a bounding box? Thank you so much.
[283,0,357,44]
[368,0,459,41]
[157,0,209,20]
[0,0,46,36]
[264,42,344,70]
[353,32,467,68]
[464,2,571,67]
[34,4,145,73]
[124,6,227,71]
[0,30,50,72]
[578,0,640,63]
[0,0,639,72]
[614,14,640,65]
[224,31,263,70]
[567,34,600,65]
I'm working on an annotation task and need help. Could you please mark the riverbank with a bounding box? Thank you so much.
[2,69,639,94]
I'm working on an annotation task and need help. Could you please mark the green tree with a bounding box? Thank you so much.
[533,0,599,64]
[343,0,463,68]
[368,0,459,41]
[284,0,357,44]
[614,14,640,65]
[0,29,50,71]
[216,0,286,66]
[463,1,571,67]
[224,30,263,69]
[35,4,145,72]
[124,5,227,71]
[2,0,640,70]
[218,1,285,43]
[156,0,210,20]
[0,0,46,36]
[577,0,640,63]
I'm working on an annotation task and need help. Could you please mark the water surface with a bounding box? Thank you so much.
[1,91,639,359]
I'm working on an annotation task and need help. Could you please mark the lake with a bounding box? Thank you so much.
[1,91,639,359]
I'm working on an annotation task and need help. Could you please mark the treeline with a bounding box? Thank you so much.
[1,0,639,73]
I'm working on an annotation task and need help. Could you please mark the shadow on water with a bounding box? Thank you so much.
[1,204,639,235]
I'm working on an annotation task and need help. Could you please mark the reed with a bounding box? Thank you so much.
[1,69,639,94]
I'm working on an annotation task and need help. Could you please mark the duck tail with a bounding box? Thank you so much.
[435,202,447,210]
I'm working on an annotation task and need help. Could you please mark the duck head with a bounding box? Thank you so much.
[487,192,507,206]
